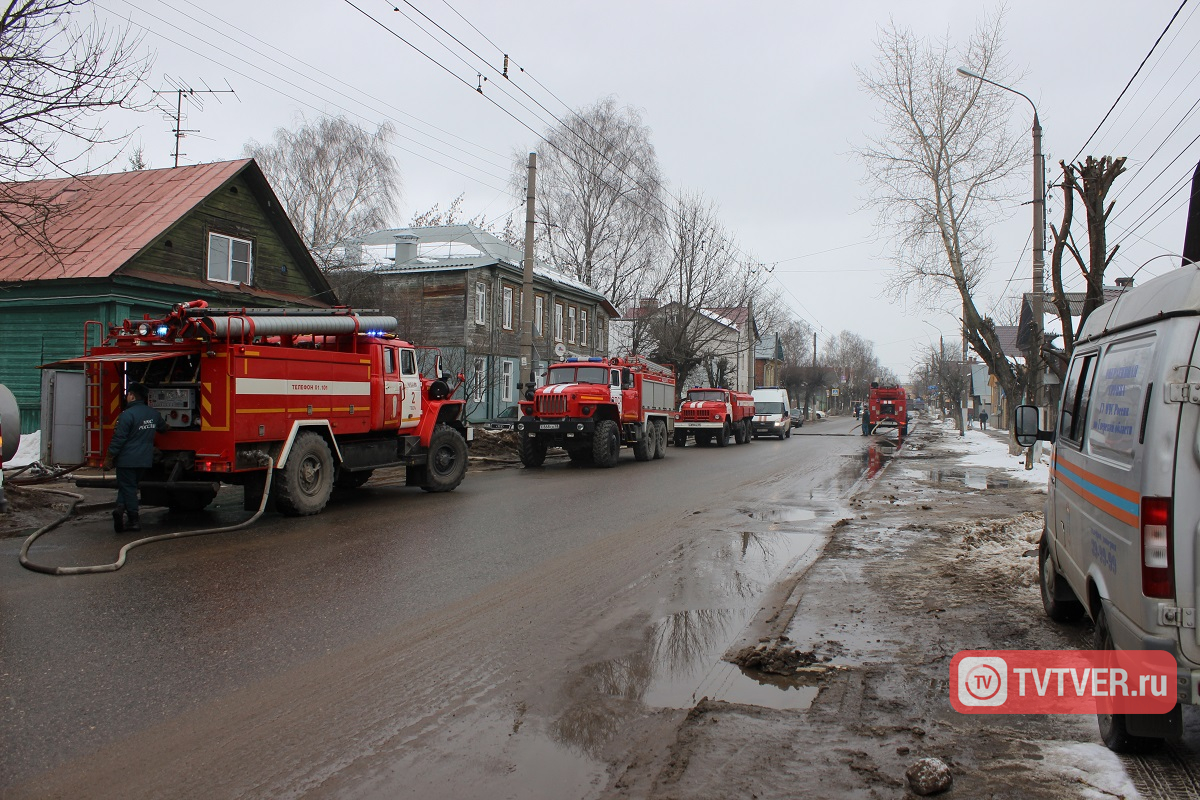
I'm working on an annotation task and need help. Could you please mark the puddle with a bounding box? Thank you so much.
[644,660,819,710]
[743,508,817,523]
[920,469,1010,490]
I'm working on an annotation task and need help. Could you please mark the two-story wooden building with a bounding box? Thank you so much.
[344,225,619,421]
[0,159,335,433]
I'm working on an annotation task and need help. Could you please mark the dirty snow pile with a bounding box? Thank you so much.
[3,431,41,469]
[937,426,1051,489]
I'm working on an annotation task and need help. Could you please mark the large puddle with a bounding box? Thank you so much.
[744,508,817,523]
[919,469,1010,490]
[644,658,820,710]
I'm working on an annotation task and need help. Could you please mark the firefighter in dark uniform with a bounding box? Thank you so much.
[103,383,166,532]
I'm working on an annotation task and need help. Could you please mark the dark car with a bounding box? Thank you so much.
[789,408,804,428]
[480,405,519,430]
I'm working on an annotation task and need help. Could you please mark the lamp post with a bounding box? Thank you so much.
[957,66,1045,413]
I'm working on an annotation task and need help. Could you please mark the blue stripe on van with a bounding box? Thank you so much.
[1054,459,1140,518]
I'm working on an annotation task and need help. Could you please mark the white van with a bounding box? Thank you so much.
[751,387,791,439]
[1015,265,1200,751]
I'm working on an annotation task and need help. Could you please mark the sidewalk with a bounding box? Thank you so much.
[612,418,1144,799]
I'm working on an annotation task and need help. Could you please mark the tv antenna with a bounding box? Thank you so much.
[152,77,238,167]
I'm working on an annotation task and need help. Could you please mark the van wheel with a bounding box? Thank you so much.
[1095,605,1165,753]
[275,432,334,516]
[1039,534,1084,622]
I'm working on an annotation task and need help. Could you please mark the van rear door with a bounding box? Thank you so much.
[1173,322,1200,664]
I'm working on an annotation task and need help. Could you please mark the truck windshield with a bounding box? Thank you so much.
[755,402,786,414]
[686,391,726,402]
[548,366,608,385]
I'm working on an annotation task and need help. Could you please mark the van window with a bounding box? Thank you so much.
[1087,335,1156,462]
[1059,353,1097,447]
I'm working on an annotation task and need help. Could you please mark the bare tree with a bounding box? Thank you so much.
[0,0,151,254]
[519,96,664,310]
[856,12,1028,407]
[1047,155,1127,377]
[244,115,401,269]
[823,330,889,412]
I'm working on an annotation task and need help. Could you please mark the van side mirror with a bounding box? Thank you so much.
[1013,404,1053,447]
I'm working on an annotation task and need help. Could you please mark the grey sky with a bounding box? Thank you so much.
[92,0,1199,380]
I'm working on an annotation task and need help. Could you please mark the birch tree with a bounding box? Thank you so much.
[856,12,1027,406]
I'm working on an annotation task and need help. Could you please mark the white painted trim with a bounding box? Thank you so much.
[277,421,343,467]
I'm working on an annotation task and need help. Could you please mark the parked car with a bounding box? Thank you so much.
[480,405,519,430]
[789,409,804,428]
[1014,264,1200,752]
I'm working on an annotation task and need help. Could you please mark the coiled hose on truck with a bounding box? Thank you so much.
[18,457,274,576]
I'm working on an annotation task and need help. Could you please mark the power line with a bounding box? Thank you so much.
[1072,0,1190,162]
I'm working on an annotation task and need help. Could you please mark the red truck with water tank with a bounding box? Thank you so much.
[672,387,756,447]
[864,382,909,437]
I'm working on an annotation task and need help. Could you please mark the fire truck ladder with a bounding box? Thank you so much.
[624,354,674,380]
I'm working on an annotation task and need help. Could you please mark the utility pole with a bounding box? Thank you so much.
[810,332,817,420]
[152,80,237,167]
[1031,112,1046,414]
[961,307,969,437]
[518,152,538,392]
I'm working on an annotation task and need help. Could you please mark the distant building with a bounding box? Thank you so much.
[339,225,618,422]
[754,332,784,388]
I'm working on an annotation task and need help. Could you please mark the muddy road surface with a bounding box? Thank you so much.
[1,420,864,798]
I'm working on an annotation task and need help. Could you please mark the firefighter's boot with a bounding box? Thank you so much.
[112,508,125,533]
[125,513,141,533]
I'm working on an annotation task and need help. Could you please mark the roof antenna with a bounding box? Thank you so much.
[152,78,238,167]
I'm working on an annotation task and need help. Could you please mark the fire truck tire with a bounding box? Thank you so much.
[592,419,621,468]
[275,432,334,516]
[422,425,468,492]
[335,470,374,490]
[633,425,652,461]
[518,433,548,467]
[653,421,667,459]
[673,430,687,448]
[733,421,745,445]
[695,432,713,447]
[716,423,730,447]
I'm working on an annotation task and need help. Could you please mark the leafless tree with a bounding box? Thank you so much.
[244,115,400,269]
[911,340,971,426]
[823,330,891,411]
[856,12,1028,407]
[0,0,151,255]
[1047,155,1127,377]
[518,96,664,311]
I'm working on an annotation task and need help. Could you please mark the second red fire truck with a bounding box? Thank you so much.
[863,381,909,438]
[517,356,676,468]
[672,387,756,447]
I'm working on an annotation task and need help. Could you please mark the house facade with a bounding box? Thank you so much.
[0,159,335,432]
[754,332,784,388]
[344,225,619,422]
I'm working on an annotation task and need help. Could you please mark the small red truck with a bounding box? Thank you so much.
[46,300,470,516]
[672,387,756,447]
[864,382,909,438]
[516,355,675,468]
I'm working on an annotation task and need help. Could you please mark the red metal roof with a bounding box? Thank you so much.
[0,160,251,282]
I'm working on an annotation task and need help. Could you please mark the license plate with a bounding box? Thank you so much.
[541,423,560,430]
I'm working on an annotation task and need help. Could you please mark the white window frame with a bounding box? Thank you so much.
[567,306,577,344]
[580,309,588,347]
[534,295,544,336]
[207,232,253,284]
[501,360,514,402]
[475,282,487,325]
[502,286,514,330]
[472,356,487,402]
[554,302,564,342]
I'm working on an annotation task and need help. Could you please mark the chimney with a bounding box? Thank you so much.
[393,233,419,266]
[638,297,660,312]
[1115,276,1134,289]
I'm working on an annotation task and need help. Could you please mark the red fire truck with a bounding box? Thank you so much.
[672,387,756,447]
[516,355,675,468]
[864,382,909,438]
[48,301,470,516]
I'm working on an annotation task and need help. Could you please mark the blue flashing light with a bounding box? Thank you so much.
[155,325,169,337]
[566,357,579,362]
[588,357,603,362]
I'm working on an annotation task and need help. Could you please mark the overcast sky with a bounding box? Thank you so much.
[91,0,1200,380]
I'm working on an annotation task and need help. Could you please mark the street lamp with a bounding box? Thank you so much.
[957,66,1046,414]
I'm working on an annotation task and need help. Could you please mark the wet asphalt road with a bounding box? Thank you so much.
[0,420,868,795]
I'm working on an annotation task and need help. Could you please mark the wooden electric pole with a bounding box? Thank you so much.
[518,152,538,392]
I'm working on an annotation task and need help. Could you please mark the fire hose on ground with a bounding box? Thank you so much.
[18,455,274,576]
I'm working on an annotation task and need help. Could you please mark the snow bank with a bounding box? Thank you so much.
[1035,741,1142,800]
[3,431,41,468]
[937,427,1050,487]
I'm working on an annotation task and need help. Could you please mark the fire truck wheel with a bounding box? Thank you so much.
[518,433,548,467]
[673,430,687,448]
[422,425,468,492]
[653,421,667,459]
[335,469,374,490]
[276,432,334,516]
[633,425,653,461]
[733,421,745,444]
[592,419,621,468]
[716,423,730,447]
